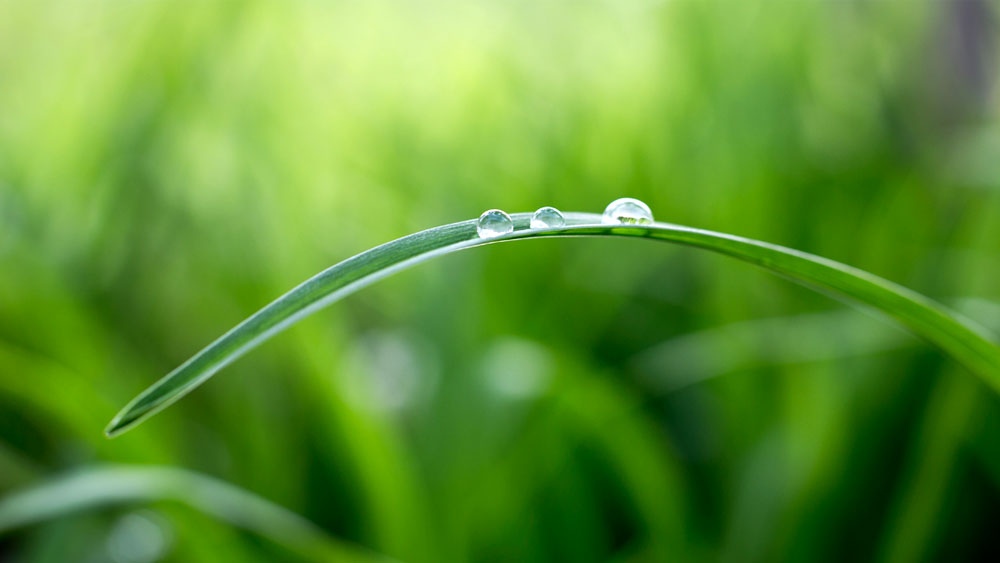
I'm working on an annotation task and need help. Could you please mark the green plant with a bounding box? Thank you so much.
[0,465,393,562]
[105,211,1000,437]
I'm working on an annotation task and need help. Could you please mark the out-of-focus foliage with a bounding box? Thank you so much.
[0,1,998,562]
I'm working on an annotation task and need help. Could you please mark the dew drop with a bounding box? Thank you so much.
[530,206,565,229]
[477,209,513,238]
[602,197,653,225]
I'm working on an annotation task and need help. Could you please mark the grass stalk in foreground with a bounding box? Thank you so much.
[105,212,1000,437]
[0,465,394,562]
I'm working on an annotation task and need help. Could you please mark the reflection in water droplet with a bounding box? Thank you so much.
[530,206,566,229]
[602,197,653,225]
[477,209,514,238]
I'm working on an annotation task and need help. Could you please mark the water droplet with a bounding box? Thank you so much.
[530,206,565,229]
[477,209,514,238]
[602,197,654,225]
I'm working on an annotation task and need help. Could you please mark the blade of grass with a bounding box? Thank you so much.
[105,212,1000,437]
[0,465,395,562]
[630,309,917,392]
[876,372,981,563]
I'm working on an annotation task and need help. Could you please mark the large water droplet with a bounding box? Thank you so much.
[477,209,513,238]
[602,197,653,225]
[530,206,565,229]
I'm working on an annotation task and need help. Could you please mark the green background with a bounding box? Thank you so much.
[1,1,998,561]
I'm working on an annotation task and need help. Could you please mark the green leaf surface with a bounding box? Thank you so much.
[0,465,394,562]
[105,212,1000,437]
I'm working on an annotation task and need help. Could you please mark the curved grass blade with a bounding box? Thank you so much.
[630,309,917,392]
[0,465,395,562]
[105,212,1000,437]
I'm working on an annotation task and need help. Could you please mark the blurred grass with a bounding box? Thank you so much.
[1,0,999,562]
[0,465,391,562]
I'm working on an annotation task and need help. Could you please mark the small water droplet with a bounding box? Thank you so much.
[530,206,565,229]
[477,209,513,238]
[602,197,653,225]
